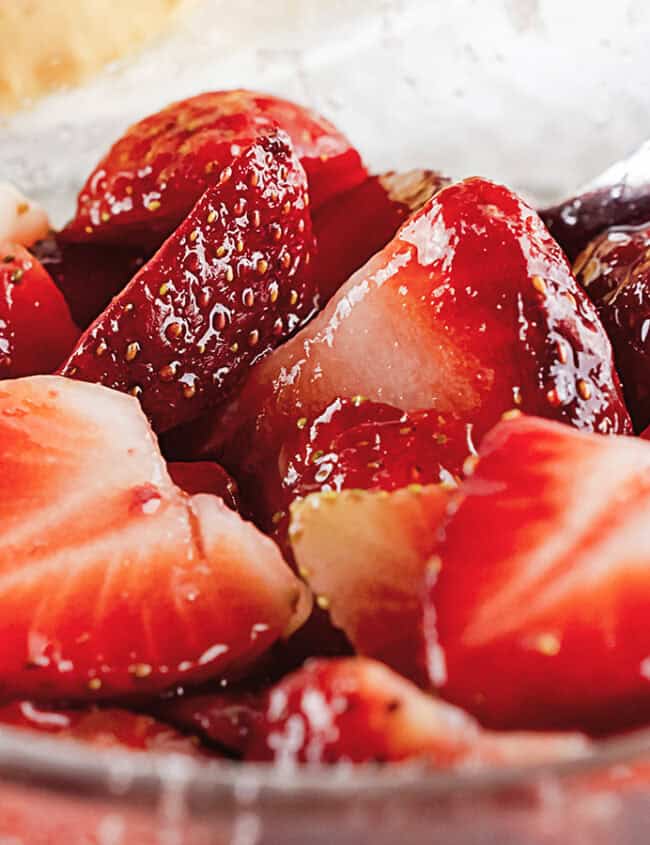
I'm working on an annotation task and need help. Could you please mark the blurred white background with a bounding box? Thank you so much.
[2,0,650,224]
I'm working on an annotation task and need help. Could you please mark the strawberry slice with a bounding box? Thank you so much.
[194,177,631,500]
[573,223,650,432]
[32,234,149,329]
[540,140,650,262]
[313,170,449,305]
[246,657,589,765]
[290,485,451,685]
[154,687,262,756]
[63,89,366,246]
[59,131,314,433]
[426,414,650,732]
[0,244,79,378]
[0,375,309,700]
[0,701,204,755]
[168,461,240,512]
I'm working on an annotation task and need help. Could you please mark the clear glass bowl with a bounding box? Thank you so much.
[2,2,650,842]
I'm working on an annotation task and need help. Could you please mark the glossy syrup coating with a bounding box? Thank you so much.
[195,177,632,508]
[0,243,79,377]
[60,131,315,433]
[426,415,650,732]
[63,89,366,247]
[574,222,650,432]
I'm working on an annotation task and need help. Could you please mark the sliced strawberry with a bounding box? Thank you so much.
[0,375,309,700]
[540,141,650,261]
[0,701,204,755]
[59,131,314,433]
[154,687,262,756]
[63,89,366,246]
[426,415,650,732]
[0,244,79,377]
[32,234,149,329]
[0,182,50,247]
[290,485,451,685]
[168,460,240,512]
[643,425,650,440]
[313,170,449,305]
[194,177,631,501]
[573,223,650,432]
[246,657,589,765]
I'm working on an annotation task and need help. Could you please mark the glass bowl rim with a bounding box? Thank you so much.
[1,720,649,814]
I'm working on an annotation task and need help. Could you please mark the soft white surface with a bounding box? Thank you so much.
[1,0,649,226]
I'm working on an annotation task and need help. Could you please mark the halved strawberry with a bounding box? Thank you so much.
[245,657,589,765]
[0,701,204,755]
[154,687,262,756]
[0,375,309,700]
[312,170,449,305]
[0,244,79,377]
[59,131,314,433]
[573,223,650,431]
[540,141,650,262]
[426,415,650,732]
[194,177,631,499]
[290,485,451,685]
[32,234,149,329]
[63,90,366,246]
[168,461,240,512]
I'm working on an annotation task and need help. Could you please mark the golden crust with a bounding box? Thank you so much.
[0,0,195,113]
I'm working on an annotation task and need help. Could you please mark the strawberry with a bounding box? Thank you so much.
[0,375,310,700]
[573,223,650,431]
[154,687,262,757]
[236,396,468,552]
[245,657,589,765]
[426,414,650,732]
[312,169,449,305]
[540,141,650,262]
[193,177,631,502]
[63,90,366,247]
[643,425,650,440]
[32,234,149,329]
[168,460,240,512]
[0,701,204,755]
[59,131,314,433]
[290,485,451,685]
[0,244,79,378]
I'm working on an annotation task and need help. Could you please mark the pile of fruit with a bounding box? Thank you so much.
[0,89,649,766]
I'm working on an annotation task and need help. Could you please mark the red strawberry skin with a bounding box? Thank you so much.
[0,375,309,700]
[32,235,149,329]
[63,90,366,246]
[246,657,588,765]
[0,701,204,755]
[312,170,449,305]
[426,415,650,732]
[59,131,314,433]
[574,223,650,432]
[643,425,650,440]
[0,244,79,377]
[168,461,240,512]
